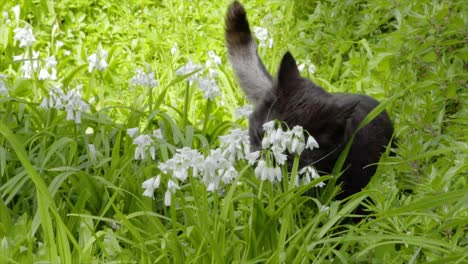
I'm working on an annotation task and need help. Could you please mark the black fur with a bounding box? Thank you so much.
[226,2,394,199]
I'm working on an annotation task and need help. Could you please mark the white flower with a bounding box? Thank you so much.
[12,5,20,22]
[235,104,253,119]
[253,27,268,42]
[133,134,154,160]
[298,59,317,75]
[207,50,221,66]
[38,67,57,81]
[88,144,97,161]
[196,77,220,100]
[298,165,324,187]
[306,136,319,150]
[38,68,50,80]
[45,56,57,68]
[308,64,316,75]
[16,51,40,79]
[126,127,139,138]
[271,146,287,165]
[315,181,326,188]
[170,43,178,55]
[222,166,237,184]
[153,129,163,139]
[245,151,260,165]
[262,121,275,133]
[0,75,8,96]
[255,160,282,183]
[200,148,236,192]
[130,68,159,88]
[142,175,161,199]
[158,147,204,181]
[219,128,250,162]
[175,60,202,83]
[167,179,180,193]
[319,205,329,212]
[164,190,172,206]
[56,40,64,49]
[41,84,89,124]
[253,27,273,48]
[14,26,35,48]
[87,48,108,72]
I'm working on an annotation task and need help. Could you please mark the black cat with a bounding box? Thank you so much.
[225,1,394,198]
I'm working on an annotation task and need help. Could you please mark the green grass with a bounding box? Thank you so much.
[0,0,466,263]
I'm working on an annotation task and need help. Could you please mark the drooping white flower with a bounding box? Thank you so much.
[271,145,287,165]
[130,68,159,88]
[255,160,282,183]
[319,205,329,212]
[45,56,57,68]
[306,136,319,150]
[152,129,163,140]
[133,134,154,160]
[298,59,317,75]
[196,77,220,100]
[12,5,20,22]
[262,121,275,133]
[235,104,253,119]
[0,74,8,96]
[87,48,108,72]
[158,147,204,181]
[308,63,316,75]
[88,144,97,161]
[170,42,178,55]
[142,175,161,199]
[16,51,40,79]
[297,165,324,187]
[206,50,221,66]
[56,40,64,49]
[163,179,180,206]
[14,26,36,48]
[40,84,89,124]
[245,151,260,165]
[253,27,273,48]
[175,60,202,84]
[164,190,172,206]
[126,127,139,138]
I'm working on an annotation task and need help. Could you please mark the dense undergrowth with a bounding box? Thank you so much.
[0,0,466,263]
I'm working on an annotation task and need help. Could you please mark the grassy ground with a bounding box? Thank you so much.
[0,0,466,263]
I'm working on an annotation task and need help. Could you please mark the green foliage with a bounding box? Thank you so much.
[0,0,466,263]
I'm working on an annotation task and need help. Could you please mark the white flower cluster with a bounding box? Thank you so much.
[127,128,163,160]
[14,52,57,80]
[130,68,159,88]
[142,129,252,205]
[175,50,222,100]
[40,85,90,124]
[254,121,321,185]
[298,59,317,75]
[253,27,274,49]
[141,122,324,205]
[87,48,108,73]
[14,26,36,48]
[219,128,251,162]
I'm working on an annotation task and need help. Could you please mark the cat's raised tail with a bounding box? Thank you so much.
[225,1,273,105]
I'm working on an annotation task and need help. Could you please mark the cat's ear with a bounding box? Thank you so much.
[278,52,300,85]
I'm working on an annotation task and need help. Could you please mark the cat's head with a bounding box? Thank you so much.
[250,52,358,170]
